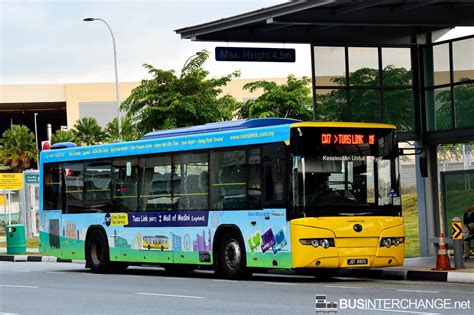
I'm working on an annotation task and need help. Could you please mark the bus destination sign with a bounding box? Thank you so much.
[215,47,295,63]
[321,133,376,145]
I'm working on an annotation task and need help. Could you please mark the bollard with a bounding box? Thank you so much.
[451,217,464,269]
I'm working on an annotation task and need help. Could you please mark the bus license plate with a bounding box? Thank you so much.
[348,258,368,265]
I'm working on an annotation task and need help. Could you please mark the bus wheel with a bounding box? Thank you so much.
[219,231,249,280]
[86,229,111,273]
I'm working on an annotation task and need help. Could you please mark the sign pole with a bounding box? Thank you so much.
[7,189,11,225]
[3,192,6,229]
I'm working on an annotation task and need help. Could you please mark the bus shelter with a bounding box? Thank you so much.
[176,0,474,256]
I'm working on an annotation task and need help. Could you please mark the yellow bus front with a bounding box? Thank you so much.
[288,122,404,269]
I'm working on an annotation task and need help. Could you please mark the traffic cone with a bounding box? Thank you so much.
[433,233,452,270]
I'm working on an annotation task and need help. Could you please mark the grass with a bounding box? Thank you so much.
[0,237,39,248]
[402,193,420,258]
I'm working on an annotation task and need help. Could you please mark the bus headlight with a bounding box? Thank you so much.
[299,238,335,248]
[320,239,330,249]
[380,237,404,248]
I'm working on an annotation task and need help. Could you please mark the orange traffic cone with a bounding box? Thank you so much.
[433,233,452,270]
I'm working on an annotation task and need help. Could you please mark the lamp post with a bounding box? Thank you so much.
[83,17,121,139]
[181,52,200,73]
[34,113,39,166]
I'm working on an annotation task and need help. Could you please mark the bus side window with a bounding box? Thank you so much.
[140,155,173,211]
[43,163,63,211]
[112,158,139,212]
[262,143,287,207]
[210,150,246,210]
[63,162,84,214]
[174,152,208,211]
[84,160,112,213]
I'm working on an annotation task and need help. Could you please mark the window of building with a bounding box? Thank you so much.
[424,36,474,131]
[313,45,415,132]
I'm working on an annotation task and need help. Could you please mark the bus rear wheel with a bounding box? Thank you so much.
[218,231,250,280]
[86,229,111,273]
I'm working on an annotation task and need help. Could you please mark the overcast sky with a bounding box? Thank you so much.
[1,0,472,85]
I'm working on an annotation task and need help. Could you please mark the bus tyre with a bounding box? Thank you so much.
[219,231,249,280]
[86,229,111,273]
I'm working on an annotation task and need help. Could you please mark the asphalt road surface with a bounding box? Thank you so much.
[1,261,472,315]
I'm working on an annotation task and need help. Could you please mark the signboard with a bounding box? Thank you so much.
[321,133,376,145]
[25,173,40,184]
[0,173,23,190]
[452,221,463,240]
[215,47,295,62]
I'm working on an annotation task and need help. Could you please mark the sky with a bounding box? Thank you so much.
[1,0,473,85]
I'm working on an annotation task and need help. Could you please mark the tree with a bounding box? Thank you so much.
[317,66,414,131]
[104,117,139,142]
[51,129,77,144]
[0,125,37,172]
[72,117,105,146]
[121,50,240,135]
[435,80,474,130]
[238,75,313,120]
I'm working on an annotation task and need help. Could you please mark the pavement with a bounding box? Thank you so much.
[1,248,473,284]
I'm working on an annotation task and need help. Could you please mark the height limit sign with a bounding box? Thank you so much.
[215,47,295,63]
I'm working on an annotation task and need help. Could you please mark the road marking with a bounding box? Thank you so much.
[124,275,144,278]
[1,312,20,315]
[163,277,187,280]
[361,309,439,315]
[136,292,204,299]
[396,289,439,294]
[0,284,38,289]
[263,282,296,286]
[325,285,362,289]
[212,279,239,283]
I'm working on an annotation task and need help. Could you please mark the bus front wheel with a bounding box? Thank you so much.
[218,231,250,280]
[86,229,111,273]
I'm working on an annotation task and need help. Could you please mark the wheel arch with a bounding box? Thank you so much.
[212,224,246,266]
[84,225,108,268]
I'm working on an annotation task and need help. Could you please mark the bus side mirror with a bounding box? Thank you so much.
[419,156,428,178]
[398,148,428,178]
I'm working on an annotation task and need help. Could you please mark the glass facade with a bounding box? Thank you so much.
[424,36,474,131]
[313,45,414,132]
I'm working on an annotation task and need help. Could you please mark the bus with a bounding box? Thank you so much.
[39,118,404,279]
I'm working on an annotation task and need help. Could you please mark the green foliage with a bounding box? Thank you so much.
[121,50,241,135]
[104,117,140,142]
[238,75,313,120]
[72,117,105,146]
[0,125,37,172]
[436,80,474,129]
[402,193,420,258]
[318,66,414,131]
[51,129,77,145]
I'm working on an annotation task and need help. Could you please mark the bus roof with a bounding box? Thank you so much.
[142,118,300,140]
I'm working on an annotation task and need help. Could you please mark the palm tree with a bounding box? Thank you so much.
[72,117,105,146]
[51,129,77,144]
[104,117,139,142]
[0,125,38,172]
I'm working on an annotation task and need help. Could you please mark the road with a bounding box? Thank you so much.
[0,261,472,315]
